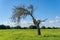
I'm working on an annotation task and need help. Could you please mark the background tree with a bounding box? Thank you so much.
[0,25,10,29]
[14,26,21,29]
[22,27,28,29]
[47,27,52,29]
[52,27,56,29]
[29,25,37,29]
[6,25,10,29]
[41,26,46,29]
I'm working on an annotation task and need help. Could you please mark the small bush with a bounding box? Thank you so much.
[29,25,37,29]
[13,26,21,29]
[41,26,46,29]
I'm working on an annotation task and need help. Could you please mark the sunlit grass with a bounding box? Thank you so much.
[0,29,60,40]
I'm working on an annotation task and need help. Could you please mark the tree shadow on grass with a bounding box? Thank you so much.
[43,35,60,37]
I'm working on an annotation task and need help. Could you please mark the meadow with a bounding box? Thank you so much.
[0,29,60,40]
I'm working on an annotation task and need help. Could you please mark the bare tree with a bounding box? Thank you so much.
[11,4,47,35]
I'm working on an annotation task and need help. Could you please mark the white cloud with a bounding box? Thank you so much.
[56,16,60,19]
[0,20,34,27]
[0,20,16,27]
[48,16,60,27]
[0,16,60,27]
[49,16,60,24]
[39,16,60,27]
[20,20,33,27]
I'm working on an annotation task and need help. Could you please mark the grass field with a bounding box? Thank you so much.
[0,29,60,40]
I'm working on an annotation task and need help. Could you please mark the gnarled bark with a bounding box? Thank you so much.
[30,14,41,35]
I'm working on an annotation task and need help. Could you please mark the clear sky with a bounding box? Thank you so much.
[0,0,60,27]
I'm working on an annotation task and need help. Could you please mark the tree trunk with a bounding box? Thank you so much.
[37,25,41,35]
[30,14,41,35]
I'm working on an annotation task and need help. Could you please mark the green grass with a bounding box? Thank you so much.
[0,29,60,40]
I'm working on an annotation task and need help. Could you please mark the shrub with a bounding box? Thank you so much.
[14,26,21,29]
[47,27,52,29]
[41,26,46,29]
[22,27,28,29]
[29,25,37,29]
[0,25,6,29]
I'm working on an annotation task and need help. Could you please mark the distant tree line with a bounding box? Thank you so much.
[0,25,10,29]
[0,25,60,29]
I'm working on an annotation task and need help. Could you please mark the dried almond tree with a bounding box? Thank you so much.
[11,5,47,35]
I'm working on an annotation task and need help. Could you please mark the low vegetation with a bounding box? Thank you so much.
[0,25,60,29]
[0,29,60,40]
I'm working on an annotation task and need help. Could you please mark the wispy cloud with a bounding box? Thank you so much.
[49,16,60,24]
[56,16,60,19]
[48,16,60,27]
[20,20,33,27]
[40,16,60,27]
[0,20,33,27]
[0,16,60,27]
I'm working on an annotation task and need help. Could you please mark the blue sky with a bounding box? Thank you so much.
[0,0,60,27]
